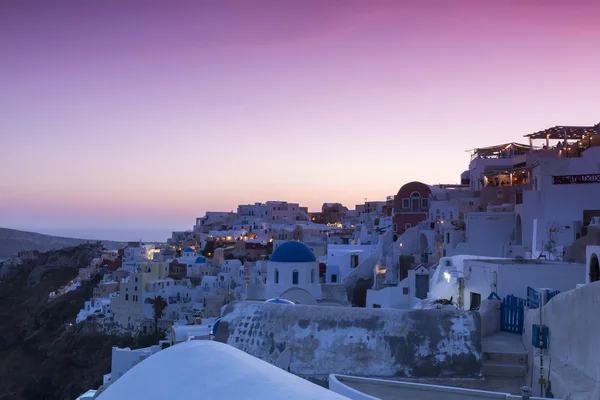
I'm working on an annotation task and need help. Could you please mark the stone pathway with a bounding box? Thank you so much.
[481,331,528,395]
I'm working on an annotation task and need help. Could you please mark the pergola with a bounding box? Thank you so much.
[523,124,599,148]
[470,142,530,159]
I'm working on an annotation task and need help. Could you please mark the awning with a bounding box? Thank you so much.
[471,142,530,157]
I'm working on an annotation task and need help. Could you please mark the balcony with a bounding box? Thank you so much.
[395,208,428,214]
[553,174,600,185]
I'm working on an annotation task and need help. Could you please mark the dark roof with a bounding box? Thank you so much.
[524,124,599,140]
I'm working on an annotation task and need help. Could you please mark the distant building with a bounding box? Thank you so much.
[392,181,431,235]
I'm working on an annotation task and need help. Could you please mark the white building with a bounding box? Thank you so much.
[265,201,309,223]
[516,145,600,258]
[365,265,430,309]
[184,255,209,278]
[143,278,196,322]
[122,243,158,269]
[325,244,376,284]
[104,342,170,386]
[427,256,586,310]
[76,296,114,323]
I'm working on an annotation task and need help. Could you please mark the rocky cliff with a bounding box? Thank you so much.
[0,244,153,400]
[0,227,126,260]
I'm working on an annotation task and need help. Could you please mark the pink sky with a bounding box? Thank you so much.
[1,0,599,240]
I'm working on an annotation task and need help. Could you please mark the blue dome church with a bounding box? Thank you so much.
[266,241,322,301]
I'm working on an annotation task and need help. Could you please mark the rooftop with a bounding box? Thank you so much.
[270,241,317,263]
[96,341,349,400]
[524,124,599,140]
[469,142,530,160]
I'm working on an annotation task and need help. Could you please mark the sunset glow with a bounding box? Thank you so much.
[2,0,600,240]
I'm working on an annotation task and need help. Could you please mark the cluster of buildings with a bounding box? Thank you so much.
[77,122,600,400]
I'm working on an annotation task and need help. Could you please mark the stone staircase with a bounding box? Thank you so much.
[482,350,528,378]
[482,332,528,380]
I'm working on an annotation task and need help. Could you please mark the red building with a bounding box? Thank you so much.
[393,181,432,235]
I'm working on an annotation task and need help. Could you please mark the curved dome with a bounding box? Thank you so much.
[195,256,206,264]
[461,170,470,179]
[265,298,295,305]
[183,247,194,253]
[270,241,316,263]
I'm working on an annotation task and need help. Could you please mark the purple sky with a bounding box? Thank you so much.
[1,0,600,241]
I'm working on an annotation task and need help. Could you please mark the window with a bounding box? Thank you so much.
[421,198,429,208]
[404,223,412,230]
[372,304,381,308]
[411,192,421,211]
[125,294,129,301]
[470,292,482,310]
[331,274,337,283]
[402,287,409,295]
[274,268,279,284]
[393,223,398,232]
[402,198,410,209]
[292,270,299,285]
[311,269,315,283]
[516,192,523,204]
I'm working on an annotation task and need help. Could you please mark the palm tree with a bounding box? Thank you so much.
[149,296,168,334]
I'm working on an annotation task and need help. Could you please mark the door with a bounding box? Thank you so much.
[415,274,429,300]
[500,295,526,333]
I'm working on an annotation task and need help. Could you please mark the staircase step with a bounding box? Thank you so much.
[483,362,527,378]
[482,351,527,365]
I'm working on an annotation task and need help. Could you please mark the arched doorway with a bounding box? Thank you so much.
[590,254,600,283]
[515,214,523,246]
[350,277,372,307]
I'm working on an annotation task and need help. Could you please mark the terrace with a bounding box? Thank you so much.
[469,142,530,162]
[523,124,599,158]
[483,167,530,188]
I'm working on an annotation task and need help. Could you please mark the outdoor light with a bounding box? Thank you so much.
[443,271,451,282]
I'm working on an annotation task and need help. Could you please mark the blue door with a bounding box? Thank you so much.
[500,295,526,333]
[415,274,429,300]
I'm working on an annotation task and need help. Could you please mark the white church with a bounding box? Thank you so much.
[265,240,323,301]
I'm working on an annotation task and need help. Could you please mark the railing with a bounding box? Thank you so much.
[553,174,600,185]
[394,208,428,214]
[329,374,553,400]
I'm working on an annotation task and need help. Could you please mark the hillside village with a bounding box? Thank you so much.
[4,122,600,399]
